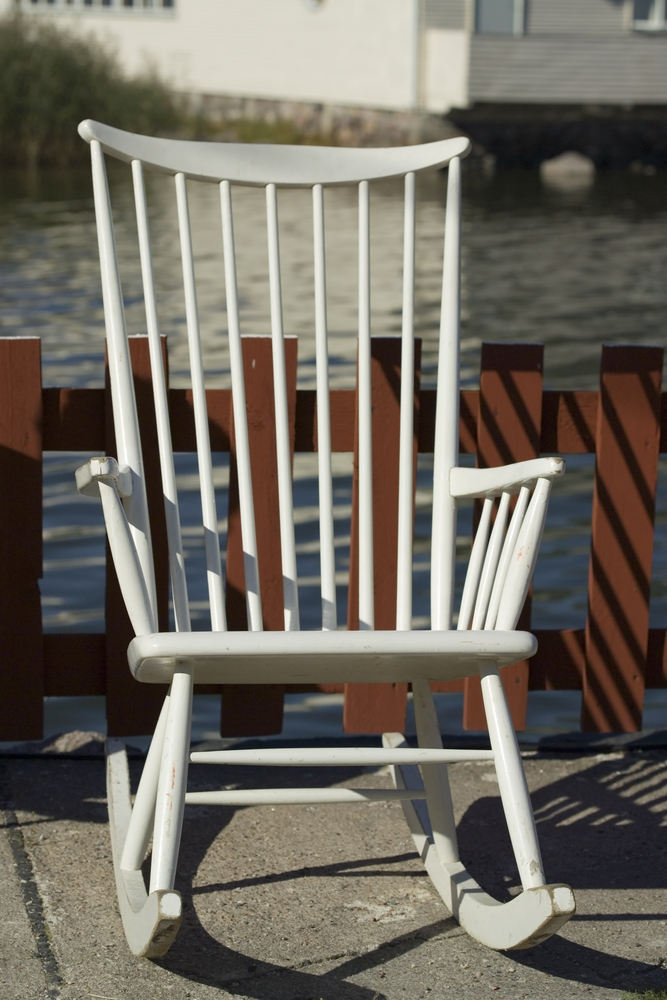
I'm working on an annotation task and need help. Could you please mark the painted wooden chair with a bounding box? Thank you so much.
[76,119,575,959]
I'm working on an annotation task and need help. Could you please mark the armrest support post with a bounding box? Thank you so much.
[76,456,156,636]
[98,479,157,637]
[495,477,552,631]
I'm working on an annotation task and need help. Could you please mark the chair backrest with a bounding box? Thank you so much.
[80,119,474,637]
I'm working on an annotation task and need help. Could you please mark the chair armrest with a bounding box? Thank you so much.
[449,457,564,500]
[75,457,133,499]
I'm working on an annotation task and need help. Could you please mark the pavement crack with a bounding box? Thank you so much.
[2,805,62,998]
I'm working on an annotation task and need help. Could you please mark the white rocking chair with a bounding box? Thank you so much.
[76,119,575,959]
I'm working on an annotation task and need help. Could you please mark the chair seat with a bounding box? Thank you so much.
[128,629,538,684]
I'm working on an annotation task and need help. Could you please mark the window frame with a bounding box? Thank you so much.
[633,0,667,31]
[18,0,176,15]
[475,0,526,38]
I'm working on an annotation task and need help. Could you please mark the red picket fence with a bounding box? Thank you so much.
[1,335,665,741]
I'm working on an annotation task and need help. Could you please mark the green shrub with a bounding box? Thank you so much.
[0,13,179,168]
[622,991,667,999]
[179,110,331,146]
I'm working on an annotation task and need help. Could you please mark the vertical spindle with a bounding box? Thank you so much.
[396,171,417,632]
[358,179,374,631]
[175,172,225,631]
[313,184,337,631]
[266,183,300,631]
[220,180,263,631]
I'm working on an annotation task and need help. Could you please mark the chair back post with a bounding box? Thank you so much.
[89,139,158,624]
[431,155,462,631]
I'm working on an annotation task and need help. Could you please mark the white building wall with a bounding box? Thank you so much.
[423,29,469,111]
[11,0,424,112]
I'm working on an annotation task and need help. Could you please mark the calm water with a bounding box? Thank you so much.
[2,162,667,739]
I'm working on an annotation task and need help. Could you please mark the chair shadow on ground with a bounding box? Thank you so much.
[161,751,667,997]
[454,750,667,993]
[3,748,667,996]
[156,760,456,999]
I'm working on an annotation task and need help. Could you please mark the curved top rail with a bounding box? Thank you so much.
[78,120,471,187]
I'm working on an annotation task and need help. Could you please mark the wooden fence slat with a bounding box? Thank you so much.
[528,629,586,690]
[463,343,544,731]
[221,337,298,737]
[0,338,44,739]
[660,391,667,453]
[38,627,598,697]
[293,388,357,453]
[430,679,465,693]
[42,387,106,452]
[19,344,667,737]
[169,388,232,452]
[39,629,593,696]
[344,338,419,733]
[36,386,666,458]
[415,389,477,454]
[43,635,106,696]
[646,628,667,688]
[541,390,597,454]
[104,337,170,737]
[583,345,663,731]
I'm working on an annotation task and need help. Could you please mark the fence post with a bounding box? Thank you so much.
[463,343,544,731]
[583,345,663,731]
[222,336,298,736]
[0,338,44,739]
[344,338,420,733]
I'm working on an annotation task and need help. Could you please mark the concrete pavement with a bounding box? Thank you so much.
[2,739,667,1000]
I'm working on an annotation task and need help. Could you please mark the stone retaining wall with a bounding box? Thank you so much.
[182,92,460,147]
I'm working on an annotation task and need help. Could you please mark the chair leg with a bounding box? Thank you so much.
[149,665,194,894]
[478,660,544,889]
[412,677,459,864]
[106,724,182,958]
[385,668,575,950]
[105,671,192,958]
[120,693,169,873]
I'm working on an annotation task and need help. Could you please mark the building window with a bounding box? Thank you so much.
[17,0,175,11]
[633,0,667,29]
[475,0,525,36]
